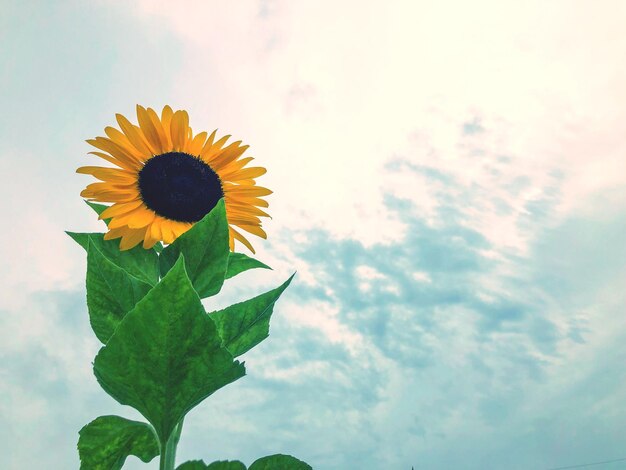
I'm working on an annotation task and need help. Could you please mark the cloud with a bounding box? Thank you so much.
[246,191,624,469]
[0,288,150,469]
[130,0,626,248]
[0,0,185,307]
[1,1,625,469]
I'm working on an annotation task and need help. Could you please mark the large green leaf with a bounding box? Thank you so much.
[248,454,312,470]
[159,199,230,298]
[206,462,247,470]
[177,462,209,470]
[225,252,271,280]
[86,240,153,343]
[177,460,247,470]
[93,256,246,444]
[210,275,294,358]
[67,232,159,286]
[77,415,159,470]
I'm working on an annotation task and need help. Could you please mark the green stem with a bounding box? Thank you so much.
[160,419,184,470]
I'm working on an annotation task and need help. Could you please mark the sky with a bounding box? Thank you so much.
[0,0,625,469]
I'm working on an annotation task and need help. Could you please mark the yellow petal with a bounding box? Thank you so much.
[108,206,149,229]
[212,134,231,149]
[225,194,269,208]
[226,202,270,218]
[188,131,208,156]
[223,184,272,197]
[159,219,176,244]
[99,200,144,219]
[87,151,136,171]
[233,179,257,186]
[148,218,160,240]
[208,142,247,170]
[228,212,267,223]
[170,220,192,238]
[103,227,127,241]
[86,191,139,203]
[170,110,189,151]
[81,181,137,194]
[119,228,147,250]
[76,166,136,183]
[185,126,194,152]
[227,213,262,225]
[234,223,267,239]
[230,226,255,253]
[161,106,174,148]
[142,225,159,249]
[87,138,142,170]
[116,113,153,156]
[126,207,156,229]
[205,129,217,148]
[136,105,164,154]
[104,127,144,159]
[146,107,169,151]
[219,157,254,175]
[221,166,266,181]
[200,134,231,160]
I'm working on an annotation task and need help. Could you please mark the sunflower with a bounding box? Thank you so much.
[78,105,271,252]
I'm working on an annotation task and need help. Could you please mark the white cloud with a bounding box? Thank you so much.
[412,271,431,283]
[0,151,84,311]
[1,1,625,468]
[285,300,365,354]
[131,0,626,254]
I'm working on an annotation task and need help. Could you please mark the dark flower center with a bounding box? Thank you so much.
[138,152,223,223]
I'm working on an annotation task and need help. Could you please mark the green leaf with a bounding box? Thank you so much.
[77,415,159,470]
[86,240,153,343]
[176,461,247,470]
[249,454,312,470]
[225,252,271,280]
[210,275,294,357]
[159,199,230,298]
[67,232,159,286]
[85,200,112,225]
[176,456,311,470]
[93,256,246,445]
[177,462,209,470]
[206,461,247,470]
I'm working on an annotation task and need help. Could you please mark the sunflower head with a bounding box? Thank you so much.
[78,105,271,253]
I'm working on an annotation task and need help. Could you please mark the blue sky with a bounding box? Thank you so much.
[1,1,625,469]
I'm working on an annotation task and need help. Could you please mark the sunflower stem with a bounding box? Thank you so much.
[160,419,184,470]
